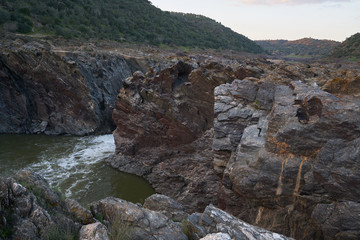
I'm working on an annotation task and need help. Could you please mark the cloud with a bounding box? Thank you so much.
[233,0,350,5]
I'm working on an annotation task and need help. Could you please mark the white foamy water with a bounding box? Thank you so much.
[0,134,155,205]
[28,134,115,198]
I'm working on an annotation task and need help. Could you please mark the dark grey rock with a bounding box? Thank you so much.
[230,79,258,101]
[90,197,188,240]
[79,222,109,240]
[312,201,360,240]
[215,80,360,239]
[197,205,292,240]
[144,194,188,222]
[0,171,81,239]
[65,198,94,225]
[0,40,148,135]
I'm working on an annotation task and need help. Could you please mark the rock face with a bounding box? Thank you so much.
[0,170,82,239]
[108,60,256,211]
[214,79,360,239]
[0,38,146,135]
[110,57,360,240]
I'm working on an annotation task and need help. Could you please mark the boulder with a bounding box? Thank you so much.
[200,233,231,240]
[90,197,188,240]
[79,222,109,240]
[108,53,360,239]
[192,205,292,240]
[65,198,94,225]
[144,194,188,222]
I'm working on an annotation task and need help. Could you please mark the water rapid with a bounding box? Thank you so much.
[0,134,155,205]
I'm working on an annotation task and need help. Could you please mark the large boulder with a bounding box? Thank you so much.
[144,194,188,222]
[190,205,292,240]
[90,197,188,240]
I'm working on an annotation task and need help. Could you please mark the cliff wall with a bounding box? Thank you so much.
[109,57,360,239]
[0,38,148,135]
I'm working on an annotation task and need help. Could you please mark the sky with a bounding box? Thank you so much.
[149,0,360,42]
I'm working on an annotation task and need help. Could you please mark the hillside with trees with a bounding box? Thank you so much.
[256,38,339,57]
[0,0,263,53]
[329,33,360,60]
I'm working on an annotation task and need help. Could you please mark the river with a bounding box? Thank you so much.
[0,134,155,205]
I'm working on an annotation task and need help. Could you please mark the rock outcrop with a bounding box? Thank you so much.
[109,57,360,240]
[214,79,360,239]
[190,204,292,240]
[0,171,323,240]
[0,37,147,135]
[88,193,292,240]
[0,170,83,239]
[107,60,259,211]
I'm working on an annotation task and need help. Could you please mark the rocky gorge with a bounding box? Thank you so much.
[1,36,360,239]
[0,35,152,135]
[107,55,360,239]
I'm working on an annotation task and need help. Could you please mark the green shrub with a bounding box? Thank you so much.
[0,8,10,24]
[43,224,77,240]
[107,213,133,240]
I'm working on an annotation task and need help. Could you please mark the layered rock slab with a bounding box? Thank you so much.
[0,38,145,135]
[108,60,249,211]
[0,170,84,239]
[213,79,360,239]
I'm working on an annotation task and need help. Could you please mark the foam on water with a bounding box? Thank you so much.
[29,134,115,198]
[0,134,155,205]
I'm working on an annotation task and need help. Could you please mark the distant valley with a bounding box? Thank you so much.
[256,38,340,58]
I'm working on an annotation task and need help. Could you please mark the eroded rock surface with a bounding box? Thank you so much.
[214,79,360,239]
[0,38,146,135]
[89,194,292,240]
[79,222,109,240]
[190,205,292,240]
[90,197,188,240]
[107,60,251,211]
[109,57,360,240]
[0,170,82,239]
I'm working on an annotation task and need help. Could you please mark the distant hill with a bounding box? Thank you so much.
[256,38,339,57]
[329,33,360,59]
[0,0,263,53]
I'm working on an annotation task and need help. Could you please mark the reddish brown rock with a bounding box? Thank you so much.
[109,60,240,211]
[109,56,360,239]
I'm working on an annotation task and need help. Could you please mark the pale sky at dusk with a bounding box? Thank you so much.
[149,0,360,42]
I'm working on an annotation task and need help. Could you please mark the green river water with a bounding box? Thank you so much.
[0,134,155,206]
